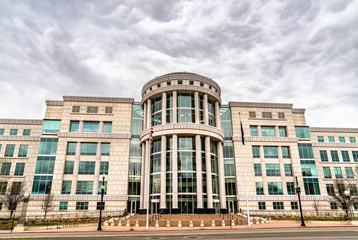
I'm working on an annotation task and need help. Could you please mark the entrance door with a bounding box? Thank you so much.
[151,202,159,214]
[214,202,220,214]
[228,200,234,214]
[130,200,137,214]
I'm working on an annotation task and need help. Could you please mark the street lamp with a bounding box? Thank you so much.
[344,190,351,221]
[295,177,306,227]
[20,193,30,224]
[97,175,105,231]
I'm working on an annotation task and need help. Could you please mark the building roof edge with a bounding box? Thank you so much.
[228,101,293,109]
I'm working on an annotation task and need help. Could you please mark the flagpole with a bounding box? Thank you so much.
[146,110,153,230]
[239,112,250,228]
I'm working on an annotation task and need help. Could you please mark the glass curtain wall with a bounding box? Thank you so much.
[177,94,195,123]
[151,97,162,126]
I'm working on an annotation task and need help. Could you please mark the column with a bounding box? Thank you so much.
[143,102,147,130]
[147,99,152,129]
[79,120,84,132]
[194,92,199,124]
[195,135,203,210]
[92,143,102,195]
[217,141,226,211]
[204,94,208,125]
[139,142,146,210]
[173,91,177,124]
[160,135,167,210]
[215,101,221,129]
[205,136,213,210]
[162,92,167,125]
[172,134,178,211]
[257,125,262,137]
[275,126,279,137]
[143,140,150,210]
[71,142,81,194]
[99,121,104,133]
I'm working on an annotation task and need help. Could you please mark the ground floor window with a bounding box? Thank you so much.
[76,202,89,210]
[258,202,266,210]
[273,202,284,210]
[291,202,298,210]
[59,202,68,210]
[330,202,337,210]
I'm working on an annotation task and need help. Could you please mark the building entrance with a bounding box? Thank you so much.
[151,202,159,214]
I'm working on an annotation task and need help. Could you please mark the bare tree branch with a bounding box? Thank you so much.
[41,194,55,219]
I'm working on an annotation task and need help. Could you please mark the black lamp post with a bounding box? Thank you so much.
[295,177,305,227]
[97,175,105,231]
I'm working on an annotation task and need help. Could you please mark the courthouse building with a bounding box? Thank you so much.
[0,72,357,217]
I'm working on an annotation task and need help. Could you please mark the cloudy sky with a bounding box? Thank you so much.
[1,0,357,128]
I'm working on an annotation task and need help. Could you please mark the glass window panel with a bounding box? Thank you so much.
[342,151,350,162]
[331,151,339,162]
[334,167,343,179]
[220,108,231,120]
[254,164,262,176]
[42,120,61,133]
[279,127,287,137]
[284,164,293,176]
[23,129,31,136]
[83,121,99,133]
[303,178,321,195]
[349,137,356,143]
[38,138,58,155]
[263,146,278,158]
[80,143,97,155]
[339,137,345,143]
[300,160,317,177]
[100,162,109,175]
[78,161,95,175]
[14,163,25,176]
[223,142,233,158]
[10,129,18,135]
[268,182,283,195]
[101,143,110,156]
[76,181,93,194]
[281,147,290,158]
[4,144,15,157]
[261,126,275,137]
[31,176,52,194]
[61,181,72,194]
[353,151,358,162]
[297,143,314,159]
[295,127,311,139]
[35,156,56,174]
[18,145,28,157]
[66,142,77,155]
[323,167,332,179]
[320,150,328,162]
[131,119,143,136]
[132,104,144,118]
[317,136,324,142]
[70,121,79,132]
[250,126,258,136]
[266,164,280,176]
[1,163,11,175]
[103,122,112,133]
[256,182,264,195]
[328,137,335,142]
[345,167,354,179]
[252,146,260,158]
[287,182,295,195]
[64,161,74,174]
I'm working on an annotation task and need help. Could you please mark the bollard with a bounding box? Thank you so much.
[166,221,170,227]
[212,220,215,227]
[231,219,235,226]
[155,220,159,228]
[189,221,193,228]
[200,220,204,227]
[222,219,225,226]
[178,221,182,227]
[135,220,139,227]
[126,220,130,227]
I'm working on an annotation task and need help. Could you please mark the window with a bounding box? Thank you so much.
[266,164,280,176]
[207,99,216,127]
[303,178,321,195]
[64,161,74,174]
[297,143,314,159]
[0,182,7,195]
[353,151,358,162]
[355,203,358,210]
[0,129,4,135]
[224,159,235,176]
[97,202,105,210]
[18,145,28,157]
[66,142,77,155]
[279,127,287,137]
[295,127,310,139]
[83,121,99,132]
[105,107,112,114]
[78,161,95,175]
[254,164,262,176]
[128,177,141,195]
[10,129,18,135]
[61,181,72,194]
[31,176,52,194]
[261,126,275,137]
[345,167,354,179]
[42,120,61,133]
[248,111,256,119]
[331,151,339,162]
[23,129,31,136]
[130,139,141,157]
[223,142,233,158]
[349,137,356,143]
[323,167,332,179]
[250,126,258,136]
[100,162,109,175]
[221,122,232,139]
[256,182,264,195]
[76,202,89,210]
[273,202,284,209]
[320,150,328,162]
[258,202,266,210]
[177,93,195,123]
[4,144,15,157]
[291,202,298,210]
[72,106,80,113]
[70,121,79,132]
[268,182,283,195]
[326,184,334,196]
[0,144,1,153]
[87,106,98,113]
[330,203,337,210]
[35,156,56,174]
[317,136,324,142]
[342,151,350,162]
[101,143,110,156]
[284,164,293,176]
[287,182,295,195]
[252,146,260,158]
[339,137,345,143]
[225,178,236,195]
[97,181,107,194]
[76,181,93,194]
[334,167,343,179]
[81,143,97,155]
[281,147,290,158]
[131,119,143,137]
[38,138,58,155]
[103,122,112,133]
[11,182,22,195]
[59,202,68,210]
[328,136,335,142]
[14,163,25,176]
[301,160,317,176]
[263,146,278,158]
[262,112,272,119]
[1,163,11,175]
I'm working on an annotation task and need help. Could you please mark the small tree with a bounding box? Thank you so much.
[329,179,358,220]
[0,182,26,218]
[42,194,55,219]
[312,200,320,216]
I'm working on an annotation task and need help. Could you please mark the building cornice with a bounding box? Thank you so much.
[233,136,298,143]
[312,142,358,148]
[0,119,42,125]
[237,195,329,201]
[58,132,131,139]
[310,127,358,133]
[0,136,41,141]
[292,108,306,114]
[229,102,293,109]
[30,194,128,201]
[63,96,134,103]
[46,100,64,106]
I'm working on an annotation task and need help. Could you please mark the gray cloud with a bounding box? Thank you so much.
[0,0,357,127]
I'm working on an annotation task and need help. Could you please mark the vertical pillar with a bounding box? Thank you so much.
[205,136,213,211]
[204,94,208,125]
[162,92,167,125]
[275,126,279,137]
[71,142,81,194]
[99,121,104,133]
[79,120,84,132]
[215,101,221,129]
[217,141,226,211]
[143,102,147,130]
[160,135,167,210]
[147,99,152,129]
[257,126,262,137]
[194,92,199,124]
[140,142,146,210]
[173,91,177,124]
[93,143,102,195]
[143,140,150,210]
[195,135,203,211]
[172,134,178,211]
